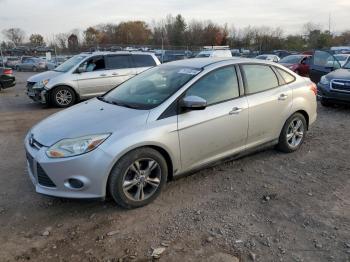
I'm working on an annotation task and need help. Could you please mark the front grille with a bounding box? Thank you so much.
[37,164,56,188]
[26,152,34,174]
[331,80,350,93]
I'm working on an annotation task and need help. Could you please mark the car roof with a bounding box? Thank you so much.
[82,51,155,57]
[163,57,273,69]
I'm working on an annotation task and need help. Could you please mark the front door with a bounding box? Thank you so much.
[177,66,249,171]
[76,56,110,98]
[309,50,341,83]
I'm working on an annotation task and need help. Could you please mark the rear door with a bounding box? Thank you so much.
[240,64,293,147]
[105,54,136,89]
[309,50,341,83]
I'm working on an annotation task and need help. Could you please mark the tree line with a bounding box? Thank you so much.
[1,14,350,53]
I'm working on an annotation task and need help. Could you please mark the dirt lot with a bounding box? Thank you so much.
[0,72,349,262]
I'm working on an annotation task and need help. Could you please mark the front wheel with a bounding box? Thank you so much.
[108,148,168,209]
[51,86,76,108]
[277,113,307,153]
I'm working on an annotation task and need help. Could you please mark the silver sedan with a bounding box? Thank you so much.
[25,58,317,208]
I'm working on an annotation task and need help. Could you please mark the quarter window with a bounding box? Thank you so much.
[105,55,132,69]
[242,64,279,94]
[186,66,239,105]
[276,67,295,84]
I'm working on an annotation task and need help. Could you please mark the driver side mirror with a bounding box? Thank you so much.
[180,95,207,110]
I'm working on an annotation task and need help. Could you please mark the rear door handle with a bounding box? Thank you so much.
[100,73,107,77]
[111,72,118,76]
[229,107,243,115]
[278,94,288,101]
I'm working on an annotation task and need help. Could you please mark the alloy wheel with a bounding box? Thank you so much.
[286,118,304,148]
[122,158,161,202]
[55,89,73,106]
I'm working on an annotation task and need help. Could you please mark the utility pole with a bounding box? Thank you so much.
[0,45,3,67]
[328,13,331,34]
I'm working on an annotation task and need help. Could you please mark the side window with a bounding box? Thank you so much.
[276,67,295,84]
[242,64,279,94]
[132,55,156,68]
[105,55,132,69]
[185,66,239,105]
[80,56,105,72]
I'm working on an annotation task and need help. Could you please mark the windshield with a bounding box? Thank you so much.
[103,65,201,109]
[54,55,87,72]
[279,55,304,64]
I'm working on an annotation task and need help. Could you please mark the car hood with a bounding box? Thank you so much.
[326,68,350,80]
[27,70,62,83]
[30,98,150,146]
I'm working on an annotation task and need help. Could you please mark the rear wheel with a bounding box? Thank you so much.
[51,86,76,108]
[16,66,21,72]
[108,148,168,209]
[277,113,307,153]
[32,66,37,72]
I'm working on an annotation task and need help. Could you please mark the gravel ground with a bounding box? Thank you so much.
[0,72,349,262]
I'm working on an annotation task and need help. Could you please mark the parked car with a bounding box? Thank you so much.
[255,54,280,62]
[279,54,312,76]
[25,58,317,208]
[16,58,49,72]
[26,52,161,107]
[0,67,16,91]
[5,56,20,69]
[309,50,342,84]
[317,57,350,107]
[334,54,350,67]
[196,47,232,58]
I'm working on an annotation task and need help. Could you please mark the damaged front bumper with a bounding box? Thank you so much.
[26,85,48,104]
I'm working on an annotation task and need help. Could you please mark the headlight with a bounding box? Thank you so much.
[46,133,111,158]
[320,76,330,86]
[33,79,50,89]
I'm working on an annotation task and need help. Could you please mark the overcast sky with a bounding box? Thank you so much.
[0,0,349,41]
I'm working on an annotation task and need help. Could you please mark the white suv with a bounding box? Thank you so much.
[26,52,161,107]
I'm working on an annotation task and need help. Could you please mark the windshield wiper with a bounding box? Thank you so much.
[110,101,141,109]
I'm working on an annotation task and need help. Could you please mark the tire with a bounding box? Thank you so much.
[32,66,37,72]
[277,113,307,153]
[51,86,76,108]
[321,99,334,107]
[16,66,21,72]
[108,148,168,209]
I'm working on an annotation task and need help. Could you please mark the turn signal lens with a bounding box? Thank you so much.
[309,83,317,96]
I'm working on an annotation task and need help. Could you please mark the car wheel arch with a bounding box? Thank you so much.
[290,110,309,130]
[104,144,175,197]
[49,85,80,102]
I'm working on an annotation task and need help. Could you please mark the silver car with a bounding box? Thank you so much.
[25,58,317,208]
[26,51,160,107]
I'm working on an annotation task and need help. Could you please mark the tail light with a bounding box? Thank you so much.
[3,69,13,75]
[309,82,317,96]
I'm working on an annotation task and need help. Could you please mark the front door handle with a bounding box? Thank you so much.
[229,107,243,115]
[111,72,118,76]
[100,73,107,77]
[278,94,288,101]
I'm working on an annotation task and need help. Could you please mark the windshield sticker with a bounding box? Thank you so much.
[178,68,201,75]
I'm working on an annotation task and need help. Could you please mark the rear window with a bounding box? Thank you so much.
[275,67,295,84]
[132,55,156,68]
[105,55,133,69]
